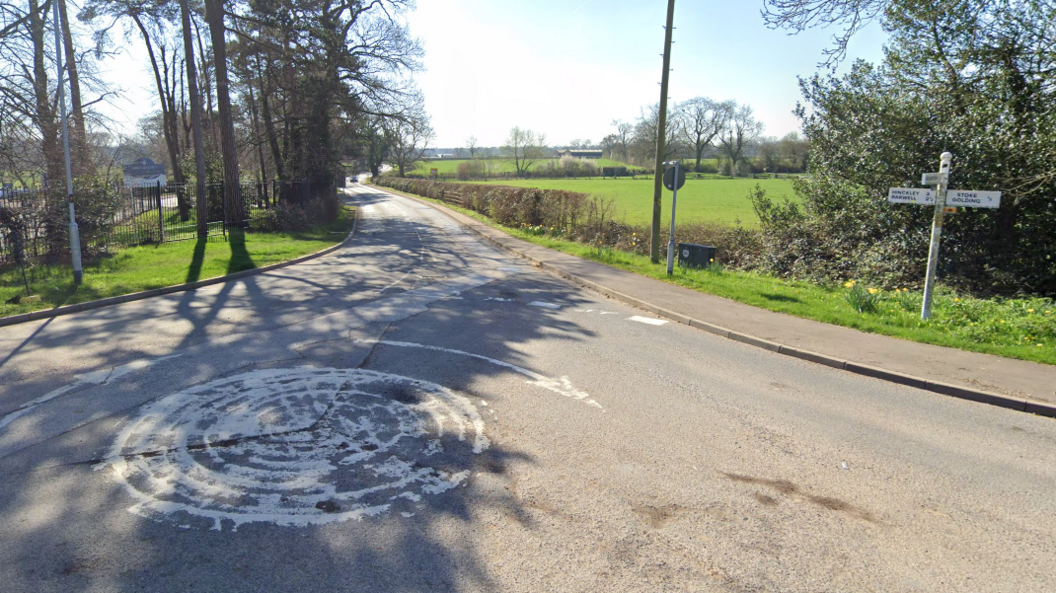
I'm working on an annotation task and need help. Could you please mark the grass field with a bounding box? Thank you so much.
[389,189,1055,366]
[467,177,800,227]
[412,157,636,175]
[0,206,354,318]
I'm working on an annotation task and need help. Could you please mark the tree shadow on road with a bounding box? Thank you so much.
[0,187,607,592]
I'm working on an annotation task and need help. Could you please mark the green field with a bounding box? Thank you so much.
[466,178,800,227]
[388,189,1055,366]
[412,158,635,175]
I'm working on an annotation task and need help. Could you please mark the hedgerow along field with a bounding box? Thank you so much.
[465,177,800,227]
[412,157,638,175]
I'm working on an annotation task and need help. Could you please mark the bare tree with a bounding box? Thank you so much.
[610,119,633,162]
[386,94,434,177]
[717,103,764,177]
[503,127,547,176]
[777,131,810,172]
[465,136,477,159]
[761,0,888,65]
[631,104,681,165]
[676,97,728,172]
[754,136,780,173]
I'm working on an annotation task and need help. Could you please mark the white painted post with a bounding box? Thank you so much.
[666,161,680,276]
[920,152,952,320]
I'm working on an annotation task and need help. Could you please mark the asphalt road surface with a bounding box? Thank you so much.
[1,185,1054,592]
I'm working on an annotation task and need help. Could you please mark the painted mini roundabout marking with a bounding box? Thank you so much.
[98,346,598,531]
[98,367,488,531]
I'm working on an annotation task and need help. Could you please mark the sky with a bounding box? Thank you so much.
[95,0,889,149]
[404,0,888,148]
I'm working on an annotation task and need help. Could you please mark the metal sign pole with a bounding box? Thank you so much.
[920,152,952,320]
[666,161,680,276]
[52,0,82,284]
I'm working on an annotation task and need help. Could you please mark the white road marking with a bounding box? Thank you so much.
[628,316,668,326]
[99,367,488,531]
[529,301,561,309]
[0,355,182,433]
[354,339,601,408]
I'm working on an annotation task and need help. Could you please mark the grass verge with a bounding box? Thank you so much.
[0,205,354,319]
[390,189,1055,366]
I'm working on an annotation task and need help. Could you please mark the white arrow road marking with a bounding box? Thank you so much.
[354,339,601,409]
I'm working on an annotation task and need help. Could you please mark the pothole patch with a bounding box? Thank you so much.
[98,368,488,531]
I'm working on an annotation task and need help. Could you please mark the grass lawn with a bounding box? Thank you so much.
[466,177,800,227]
[411,157,634,175]
[0,206,354,319]
[389,189,1055,366]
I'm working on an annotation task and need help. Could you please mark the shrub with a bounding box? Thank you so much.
[374,177,765,271]
[41,183,119,259]
[251,191,338,232]
[456,160,486,181]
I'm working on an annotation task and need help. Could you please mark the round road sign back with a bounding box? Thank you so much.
[663,166,686,191]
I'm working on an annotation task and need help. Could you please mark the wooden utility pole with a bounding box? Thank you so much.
[651,0,676,264]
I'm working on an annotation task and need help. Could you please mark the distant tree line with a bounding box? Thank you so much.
[600,98,810,176]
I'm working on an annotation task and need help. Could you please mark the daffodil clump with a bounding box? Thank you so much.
[840,281,1055,350]
[843,280,883,313]
[518,222,569,238]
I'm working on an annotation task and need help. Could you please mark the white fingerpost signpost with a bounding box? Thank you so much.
[888,152,1002,320]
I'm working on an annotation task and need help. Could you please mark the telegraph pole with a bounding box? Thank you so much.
[52,0,82,284]
[651,0,676,264]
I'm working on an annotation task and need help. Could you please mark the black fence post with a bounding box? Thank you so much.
[156,181,165,242]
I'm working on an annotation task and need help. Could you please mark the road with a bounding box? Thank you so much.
[0,185,1054,592]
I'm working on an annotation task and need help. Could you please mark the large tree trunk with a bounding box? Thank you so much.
[204,0,244,227]
[57,0,88,178]
[180,0,209,238]
[28,0,63,188]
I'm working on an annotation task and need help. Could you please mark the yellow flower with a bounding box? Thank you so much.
[1039,344,1045,348]
[867,288,879,294]
[954,298,960,303]
[843,280,856,288]
[1027,309,1035,313]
